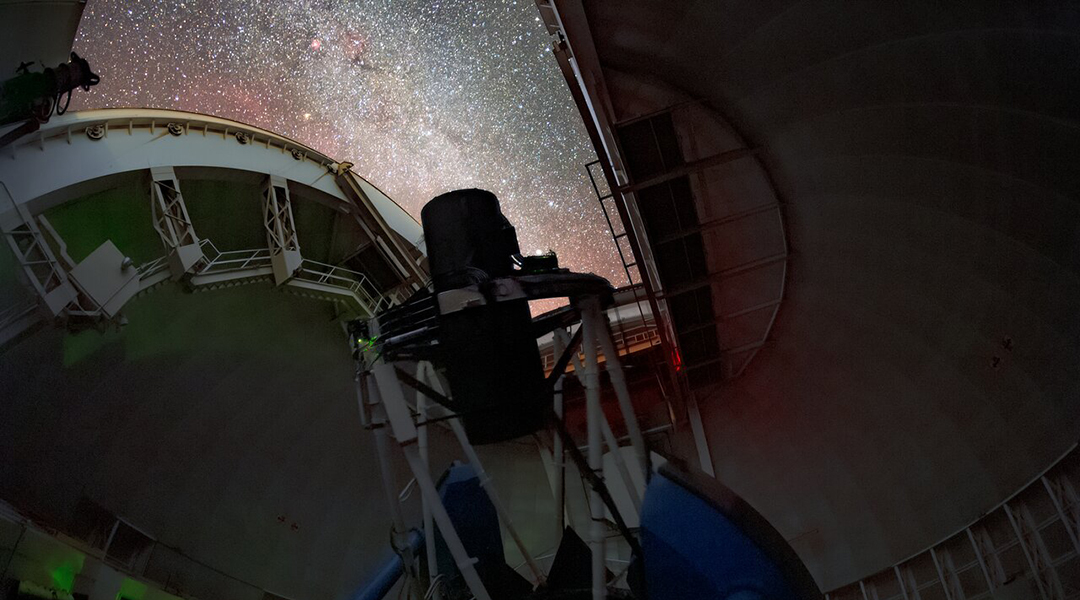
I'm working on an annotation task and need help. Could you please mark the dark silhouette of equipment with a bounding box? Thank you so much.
[420,189,549,444]
[1,53,100,147]
[354,189,821,600]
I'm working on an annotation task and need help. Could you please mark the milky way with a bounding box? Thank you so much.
[71,0,624,289]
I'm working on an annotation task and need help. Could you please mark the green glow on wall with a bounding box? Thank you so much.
[62,327,120,367]
[117,577,147,600]
[43,177,159,265]
[47,554,84,593]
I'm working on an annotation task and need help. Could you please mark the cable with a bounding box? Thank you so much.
[549,408,643,558]
[55,89,72,116]
[423,574,445,600]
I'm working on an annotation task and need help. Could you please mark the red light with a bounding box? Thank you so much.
[310,38,322,51]
[671,346,683,372]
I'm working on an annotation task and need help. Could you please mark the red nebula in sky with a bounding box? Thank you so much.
[310,38,321,51]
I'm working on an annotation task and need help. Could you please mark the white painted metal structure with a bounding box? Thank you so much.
[0,109,423,250]
[0,108,438,600]
[5,3,1080,600]
[362,288,648,600]
[0,108,426,345]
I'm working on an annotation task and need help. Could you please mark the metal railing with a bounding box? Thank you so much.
[0,502,269,600]
[0,300,38,338]
[198,240,272,276]
[135,240,393,315]
[539,307,660,372]
[137,254,170,279]
[295,259,390,314]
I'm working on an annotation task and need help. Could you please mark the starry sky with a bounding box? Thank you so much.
[71,0,624,286]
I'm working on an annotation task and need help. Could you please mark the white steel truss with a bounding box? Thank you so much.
[930,547,965,600]
[898,566,921,600]
[1043,475,1080,557]
[150,167,204,278]
[262,175,302,285]
[1004,502,1065,600]
[966,526,1006,592]
[0,185,77,316]
[827,445,1080,600]
[359,292,648,600]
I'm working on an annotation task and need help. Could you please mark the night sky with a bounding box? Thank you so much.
[71,0,624,286]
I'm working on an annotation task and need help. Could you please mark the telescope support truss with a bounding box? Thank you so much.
[356,290,648,600]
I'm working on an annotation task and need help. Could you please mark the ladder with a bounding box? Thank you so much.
[584,160,660,360]
[586,160,640,287]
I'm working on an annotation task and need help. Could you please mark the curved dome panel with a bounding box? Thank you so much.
[545,0,1080,589]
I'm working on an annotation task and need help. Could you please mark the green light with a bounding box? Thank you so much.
[48,555,84,594]
[356,336,377,351]
[117,577,147,600]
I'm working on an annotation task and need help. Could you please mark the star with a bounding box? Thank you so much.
[71,0,626,312]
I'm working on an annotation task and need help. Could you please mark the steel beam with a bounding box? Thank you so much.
[150,166,204,278]
[1004,503,1064,600]
[370,363,492,600]
[897,566,920,600]
[615,146,758,195]
[0,184,78,316]
[1042,474,1080,557]
[262,175,302,285]
[966,527,1002,592]
[930,547,965,600]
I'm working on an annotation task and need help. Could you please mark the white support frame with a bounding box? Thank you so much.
[362,365,425,600]
[353,290,647,600]
[554,327,642,515]
[414,362,439,592]
[593,313,650,484]
[262,175,302,285]
[1042,475,1080,557]
[578,296,607,600]
[829,444,1080,600]
[410,362,546,586]
[551,331,569,534]
[366,361,492,600]
[1,184,78,316]
[966,526,1004,592]
[150,166,203,279]
[1003,502,1065,600]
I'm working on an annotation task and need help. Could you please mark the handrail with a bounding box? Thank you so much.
[0,499,273,600]
[297,259,389,313]
[0,300,37,331]
[199,240,271,274]
[136,255,169,278]
[133,240,393,314]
